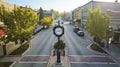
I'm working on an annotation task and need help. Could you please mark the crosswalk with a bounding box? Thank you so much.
[1,55,120,67]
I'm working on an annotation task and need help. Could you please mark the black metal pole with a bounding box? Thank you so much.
[56,37,61,63]
[56,48,61,63]
[58,37,60,42]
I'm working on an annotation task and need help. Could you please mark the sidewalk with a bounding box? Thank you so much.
[47,56,70,67]
[104,44,120,57]
[0,42,20,56]
[0,56,20,62]
[83,28,120,56]
[83,28,120,66]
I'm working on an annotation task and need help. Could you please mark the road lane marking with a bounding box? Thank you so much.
[19,61,47,63]
[24,55,49,56]
[70,62,116,64]
[69,55,106,57]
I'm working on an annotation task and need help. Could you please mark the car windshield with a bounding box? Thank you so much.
[0,0,120,67]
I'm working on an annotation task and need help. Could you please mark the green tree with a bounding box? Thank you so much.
[13,6,38,45]
[38,7,44,24]
[41,17,53,28]
[50,9,59,19]
[0,5,14,55]
[86,7,110,43]
[0,5,38,55]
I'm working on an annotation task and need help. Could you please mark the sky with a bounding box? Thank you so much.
[3,0,120,12]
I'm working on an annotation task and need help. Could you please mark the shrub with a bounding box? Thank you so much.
[53,40,65,49]
[90,43,107,54]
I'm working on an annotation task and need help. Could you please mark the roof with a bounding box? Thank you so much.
[82,1,120,12]
[93,1,120,12]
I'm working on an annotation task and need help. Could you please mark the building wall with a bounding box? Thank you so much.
[0,1,15,11]
[81,1,120,29]
[107,11,120,29]
[81,1,93,28]
[0,1,15,23]
[72,7,81,21]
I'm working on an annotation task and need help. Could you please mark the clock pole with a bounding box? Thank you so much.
[53,20,64,64]
[57,21,61,63]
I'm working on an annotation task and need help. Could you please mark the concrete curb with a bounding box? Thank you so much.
[84,29,120,67]
[33,27,43,35]
[87,43,108,55]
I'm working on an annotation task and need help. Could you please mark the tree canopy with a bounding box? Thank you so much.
[86,7,110,42]
[0,5,38,44]
[38,7,44,24]
[41,17,53,27]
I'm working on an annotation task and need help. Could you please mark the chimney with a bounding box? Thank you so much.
[115,0,118,3]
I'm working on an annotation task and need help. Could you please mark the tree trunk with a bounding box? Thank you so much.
[2,44,7,55]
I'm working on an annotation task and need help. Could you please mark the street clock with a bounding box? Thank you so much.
[53,22,64,64]
[53,25,64,37]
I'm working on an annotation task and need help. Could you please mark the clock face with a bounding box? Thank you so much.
[55,27,63,35]
[53,25,64,37]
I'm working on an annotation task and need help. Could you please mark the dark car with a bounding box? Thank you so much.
[73,27,80,33]
[77,31,84,36]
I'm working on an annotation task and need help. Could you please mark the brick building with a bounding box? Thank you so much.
[81,1,120,29]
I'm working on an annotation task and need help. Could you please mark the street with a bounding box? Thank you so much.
[64,24,120,67]
[13,27,55,67]
[1,0,120,67]
[12,23,120,67]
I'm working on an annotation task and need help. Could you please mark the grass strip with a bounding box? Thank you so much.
[90,44,107,54]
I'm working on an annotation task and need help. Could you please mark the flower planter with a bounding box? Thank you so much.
[53,40,66,56]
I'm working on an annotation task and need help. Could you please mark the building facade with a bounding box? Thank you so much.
[0,1,15,25]
[0,1,15,11]
[72,6,81,21]
[81,1,120,29]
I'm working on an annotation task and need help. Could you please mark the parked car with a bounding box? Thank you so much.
[77,31,84,36]
[73,27,80,33]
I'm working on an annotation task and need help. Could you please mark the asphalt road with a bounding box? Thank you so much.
[64,24,102,55]
[12,23,120,67]
[13,26,56,67]
[64,24,120,67]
